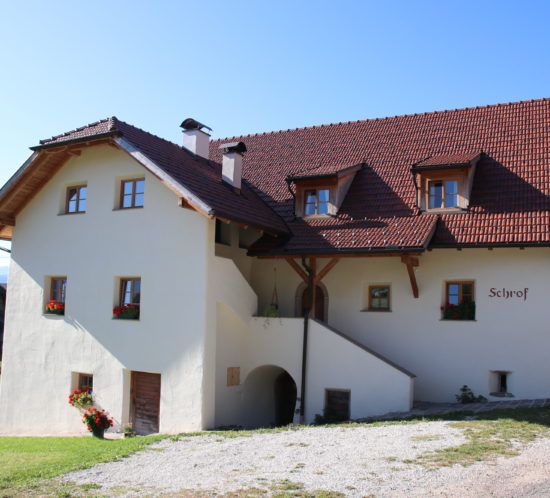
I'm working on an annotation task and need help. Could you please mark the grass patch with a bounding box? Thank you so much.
[0,434,165,492]
[409,407,550,467]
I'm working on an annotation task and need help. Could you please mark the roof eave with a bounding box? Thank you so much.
[30,131,123,151]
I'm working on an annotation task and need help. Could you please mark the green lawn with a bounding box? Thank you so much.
[0,434,165,492]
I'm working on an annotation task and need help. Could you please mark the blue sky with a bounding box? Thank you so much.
[0,0,549,280]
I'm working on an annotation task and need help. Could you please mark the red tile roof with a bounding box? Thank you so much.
[33,118,288,236]
[20,98,550,254]
[210,98,550,253]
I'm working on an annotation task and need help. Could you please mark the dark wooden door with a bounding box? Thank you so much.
[301,285,325,321]
[130,371,161,435]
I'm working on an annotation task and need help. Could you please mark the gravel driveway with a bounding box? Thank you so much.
[61,422,550,497]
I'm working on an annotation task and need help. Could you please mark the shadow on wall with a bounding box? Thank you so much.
[241,365,297,428]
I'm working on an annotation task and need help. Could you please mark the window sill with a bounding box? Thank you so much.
[301,214,334,220]
[43,313,65,319]
[58,212,86,216]
[440,318,476,322]
[360,309,392,312]
[113,206,144,211]
[423,207,467,214]
[489,392,514,398]
[112,317,140,321]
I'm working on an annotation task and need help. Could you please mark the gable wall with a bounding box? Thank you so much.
[0,145,212,434]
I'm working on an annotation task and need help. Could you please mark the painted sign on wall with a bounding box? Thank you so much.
[488,288,528,301]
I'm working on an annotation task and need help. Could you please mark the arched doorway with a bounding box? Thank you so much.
[242,366,297,428]
[296,283,328,322]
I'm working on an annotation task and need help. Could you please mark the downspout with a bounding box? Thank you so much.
[286,178,297,222]
[299,255,315,423]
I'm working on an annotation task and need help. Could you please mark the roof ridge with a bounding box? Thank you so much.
[113,118,183,150]
[212,97,550,143]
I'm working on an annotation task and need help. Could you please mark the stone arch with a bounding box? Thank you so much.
[242,365,297,428]
[294,281,328,322]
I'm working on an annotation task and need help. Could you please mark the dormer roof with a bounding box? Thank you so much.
[411,152,482,172]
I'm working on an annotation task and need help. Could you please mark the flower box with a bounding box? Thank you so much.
[113,304,140,320]
[442,301,475,320]
[45,300,65,315]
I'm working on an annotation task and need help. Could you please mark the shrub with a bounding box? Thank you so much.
[455,385,487,404]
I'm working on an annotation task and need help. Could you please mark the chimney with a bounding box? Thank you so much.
[219,141,247,191]
[180,118,212,159]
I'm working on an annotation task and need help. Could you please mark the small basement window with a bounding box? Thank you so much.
[325,389,350,422]
[490,371,513,397]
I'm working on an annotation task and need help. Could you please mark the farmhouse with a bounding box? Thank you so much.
[0,98,548,435]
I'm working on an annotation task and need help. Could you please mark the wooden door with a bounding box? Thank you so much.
[130,371,161,435]
[301,285,325,321]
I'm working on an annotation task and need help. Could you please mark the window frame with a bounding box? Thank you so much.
[65,185,87,214]
[119,278,141,307]
[367,285,391,311]
[50,276,67,303]
[304,188,331,216]
[78,373,93,393]
[119,178,145,209]
[427,179,459,209]
[443,280,475,320]
[445,281,474,306]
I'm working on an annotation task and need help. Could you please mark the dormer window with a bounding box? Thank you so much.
[428,180,458,209]
[305,189,330,215]
[411,152,482,213]
[286,163,363,219]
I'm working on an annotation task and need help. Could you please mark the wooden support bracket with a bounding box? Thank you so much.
[285,257,308,283]
[401,255,420,298]
[314,257,340,284]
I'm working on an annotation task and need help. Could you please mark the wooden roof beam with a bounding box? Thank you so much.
[285,257,307,283]
[314,257,340,284]
[401,255,419,298]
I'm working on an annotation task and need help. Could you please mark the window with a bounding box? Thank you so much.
[120,178,145,209]
[490,371,513,397]
[114,278,141,319]
[368,285,390,311]
[45,277,66,314]
[66,185,87,213]
[78,373,93,393]
[428,180,458,209]
[325,389,350,421]
[442,281,475,320]
[304,189,330,215]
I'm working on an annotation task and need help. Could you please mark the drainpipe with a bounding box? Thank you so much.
[299,255,315,423]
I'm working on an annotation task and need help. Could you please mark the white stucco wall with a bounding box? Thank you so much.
[0,145,212,435]
[250,249,550,403]
[215,315,412,427]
